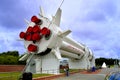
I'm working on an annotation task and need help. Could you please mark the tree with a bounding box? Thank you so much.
[0,51,25,65]
[95,57,119,66]
[0,56,5,64]
[0,51,19,56]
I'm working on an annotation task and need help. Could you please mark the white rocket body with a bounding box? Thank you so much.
[19,7,95,74]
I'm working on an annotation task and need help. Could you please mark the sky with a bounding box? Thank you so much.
[0,0,120,58]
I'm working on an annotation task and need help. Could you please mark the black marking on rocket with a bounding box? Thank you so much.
[38,48,51,56]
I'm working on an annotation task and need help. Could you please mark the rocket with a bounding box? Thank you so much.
[19,7,93,61]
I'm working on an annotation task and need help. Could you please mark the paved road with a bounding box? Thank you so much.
[54,73,105,80]
[100,68,120,74]
[54,68,120,80]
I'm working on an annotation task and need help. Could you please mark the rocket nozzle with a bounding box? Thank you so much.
[19,15,52,53]
[19,32,26,39]
[26,26,33,33]
[33,25,41,33]
[32,33,41,41]
[28,44,37,52]
[41,27,50,35]
[25,33,32,41]
[31,16,42,25]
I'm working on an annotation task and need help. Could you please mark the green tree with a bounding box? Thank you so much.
[0,51,25,65]
[95,57,119,66]
[0,51,19,56]
[0,56,4,64]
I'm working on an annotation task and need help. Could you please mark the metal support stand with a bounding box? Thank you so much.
[18,53,35,80]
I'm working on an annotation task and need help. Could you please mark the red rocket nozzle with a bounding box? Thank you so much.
[33,25,41,33]
[46,29,50,35]
[28,44,37,52]
[21,25,42,42]
[41,27,49,35]
[32,33,41,41]
[19,32,26,39]
[26,26,33,33]
[31,16,42,25]
[25,33,32,41]
[41,27,51,40]
[20,15,52,53]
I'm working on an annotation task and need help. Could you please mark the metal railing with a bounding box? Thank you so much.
[41,69,59,74]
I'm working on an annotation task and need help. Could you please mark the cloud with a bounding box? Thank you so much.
[59,0,117,24]
[0,26,25,54]
[59,0,120,58]
[0,0,26,29]
[0,0,45,30]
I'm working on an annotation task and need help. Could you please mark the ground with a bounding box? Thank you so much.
[53,74,105,80]
[53,68,120,80]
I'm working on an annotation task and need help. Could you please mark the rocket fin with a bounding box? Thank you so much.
[53,8,62,26]
[58,30,71,38]
[39,6,45,17]
[24,19,30,24]
[52,48,62,60]
[19,53,31,61]
[16,39,24,41]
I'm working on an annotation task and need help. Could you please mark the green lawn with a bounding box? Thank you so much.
[33,73,53,78]
[0,69,84,80]
[0,72,53,80]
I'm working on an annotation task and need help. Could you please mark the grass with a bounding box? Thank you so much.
[0,72,53,80]
[0,72,20,77]
[0,69,84,80]
[33,73,53,78]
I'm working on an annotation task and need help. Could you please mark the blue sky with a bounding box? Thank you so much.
[0,0,120,58]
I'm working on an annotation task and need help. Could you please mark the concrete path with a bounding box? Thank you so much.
[53,73,105,80]
[54,68,120,80]
[99,68,120,74]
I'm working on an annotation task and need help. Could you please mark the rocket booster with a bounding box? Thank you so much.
[19,7,93,61]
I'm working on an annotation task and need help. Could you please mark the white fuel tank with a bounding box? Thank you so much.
[63,37,85,50]
[60,50,84,59]
[60,41,85,55]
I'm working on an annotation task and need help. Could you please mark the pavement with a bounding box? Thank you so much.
[53,73,105,80]
[99,68,120,74]
[53,68,120,80]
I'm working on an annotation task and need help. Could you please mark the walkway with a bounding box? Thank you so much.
[54,68,120,80]
[99,68,120,74]
[53,73,105,80]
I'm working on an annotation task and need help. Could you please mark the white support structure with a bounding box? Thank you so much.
[68,50,95,70]
[25,52,60,74]
[69,58,88,69]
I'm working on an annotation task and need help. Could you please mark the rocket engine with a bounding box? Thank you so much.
[19,7,95,74]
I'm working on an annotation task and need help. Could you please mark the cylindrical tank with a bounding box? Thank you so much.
[60,50,83,59]
[63,37,85,50]
[60,41,85,55]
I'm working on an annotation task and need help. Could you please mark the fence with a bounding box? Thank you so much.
[41,69,59,74]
